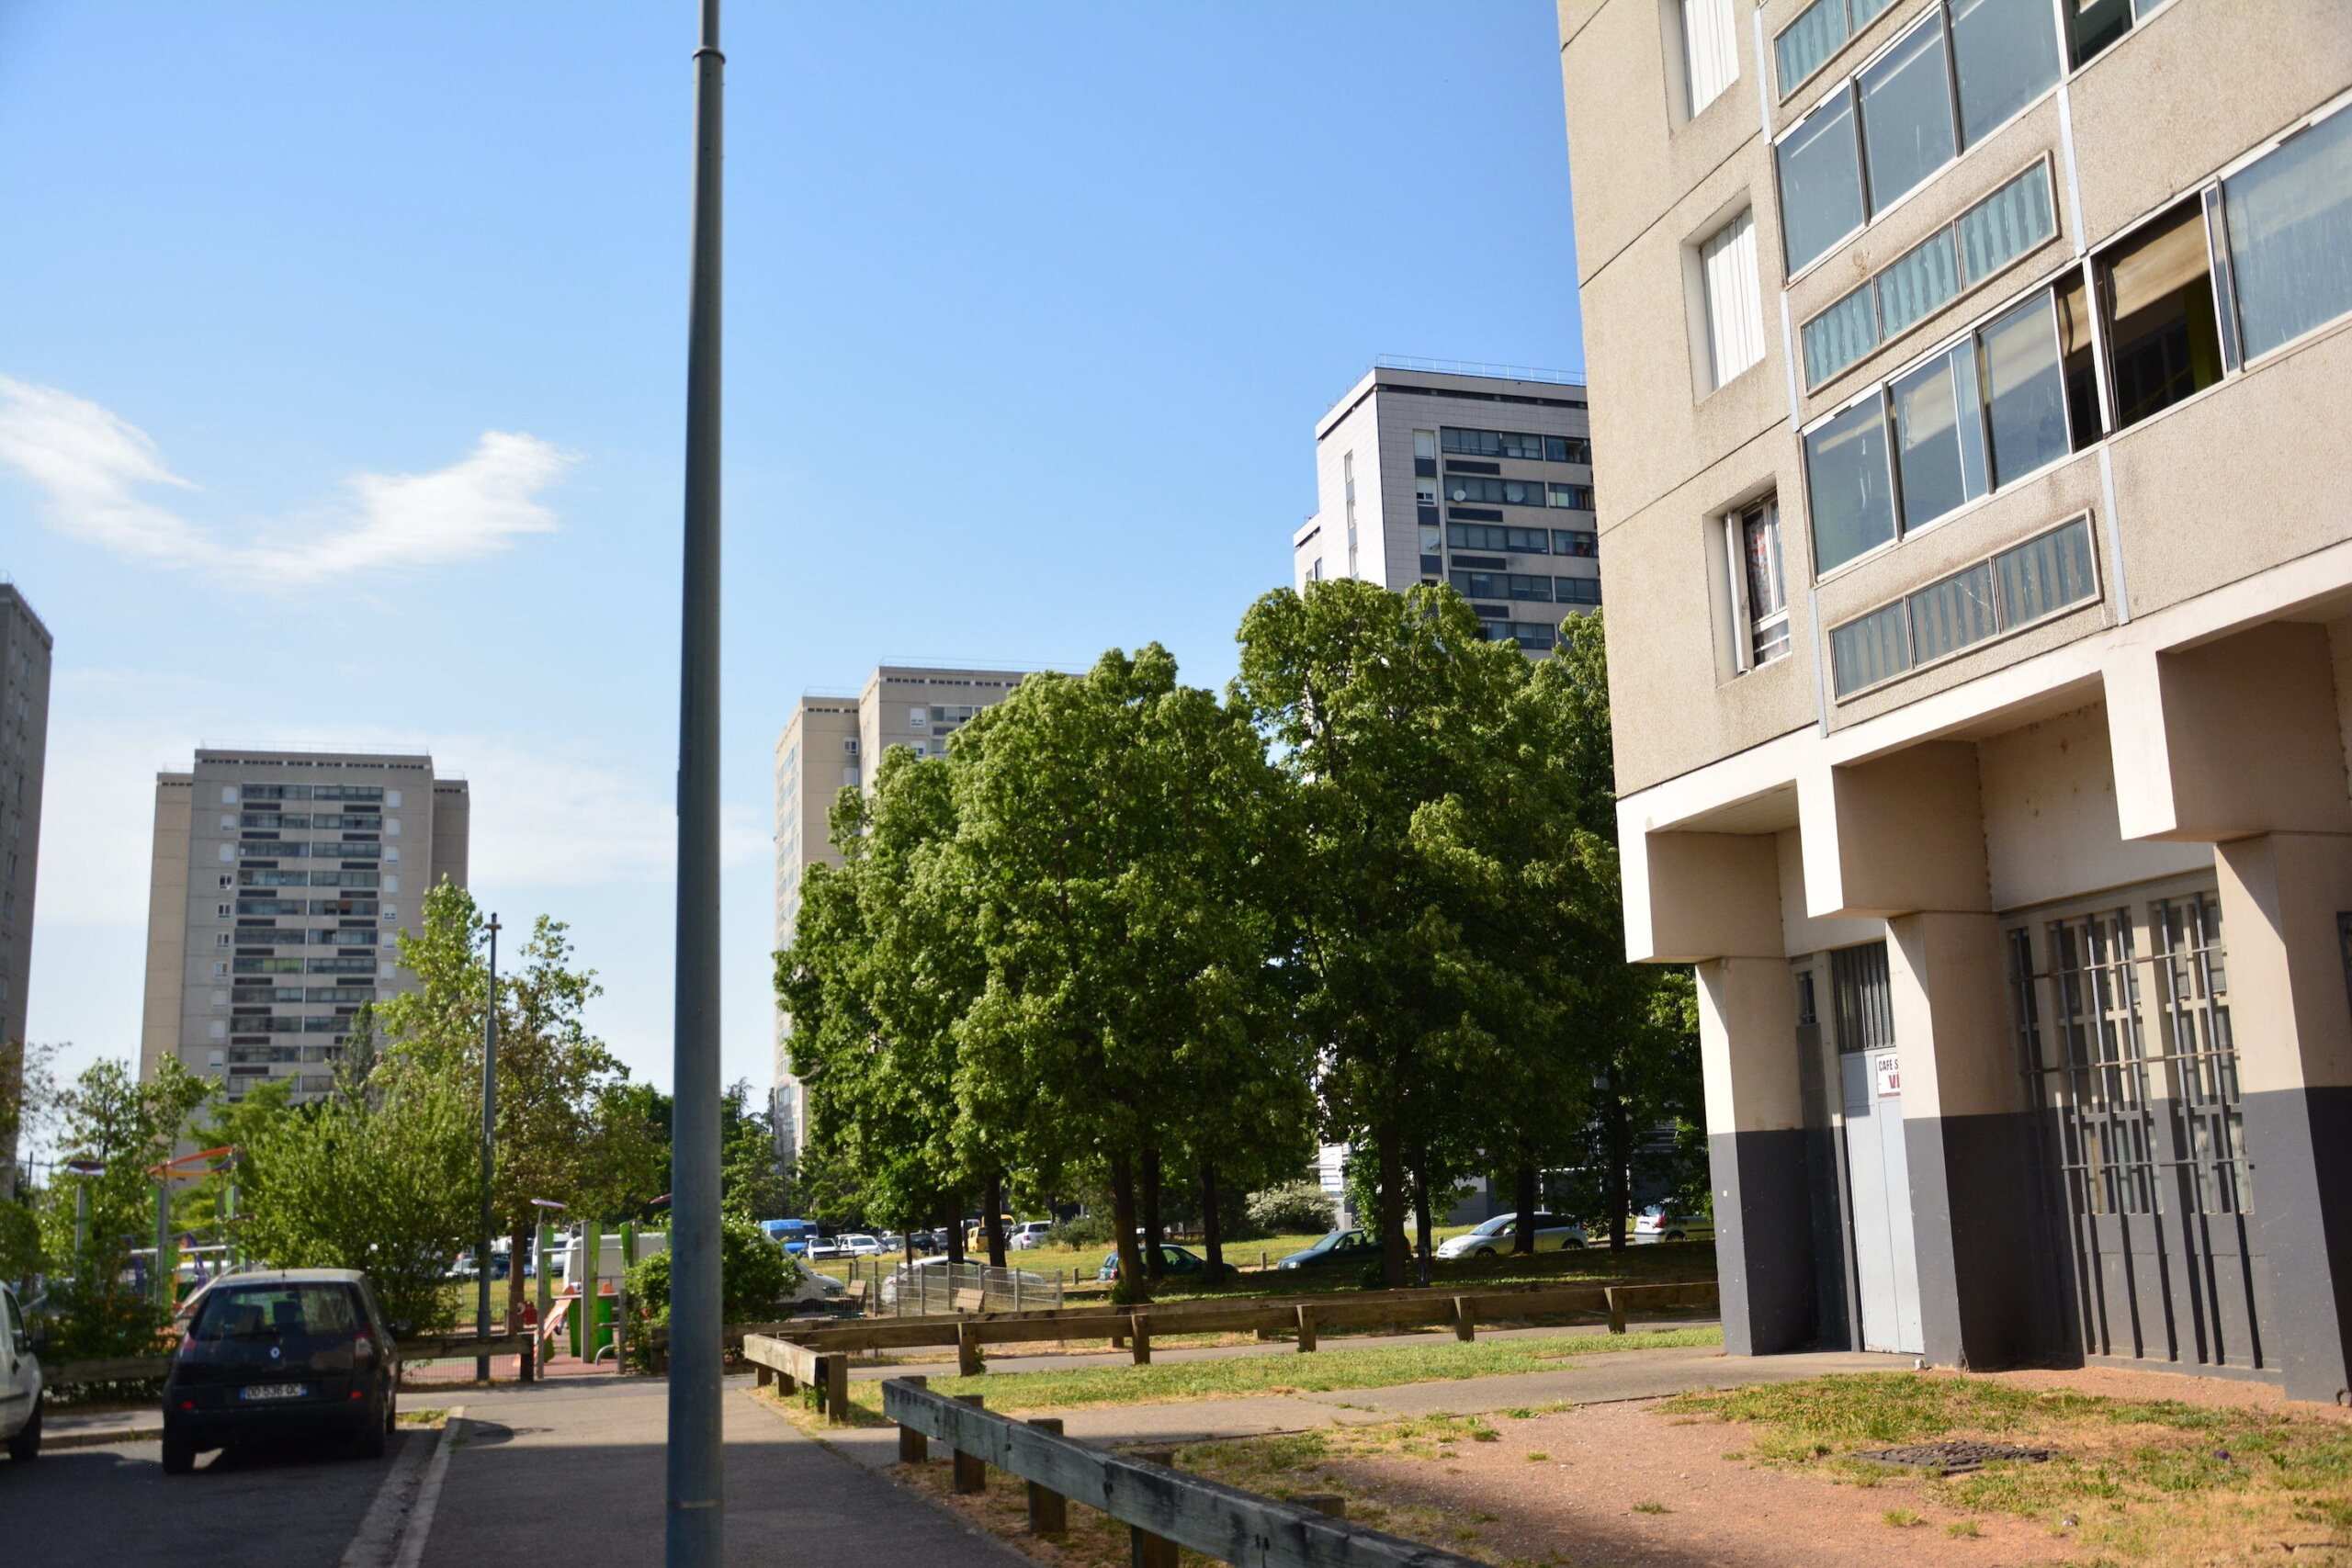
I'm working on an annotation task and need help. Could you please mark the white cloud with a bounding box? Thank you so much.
[0,374,571,587]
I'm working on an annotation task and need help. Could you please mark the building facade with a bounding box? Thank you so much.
[1562,0,2352,1400]
[0,583,51,1197]
[140,748,469,1101]
[1295,360,1602,652]
[771,665,1026,1160]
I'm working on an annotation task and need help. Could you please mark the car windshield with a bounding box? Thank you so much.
[191,1282,360,1341]
[1469,1216,1512,1236]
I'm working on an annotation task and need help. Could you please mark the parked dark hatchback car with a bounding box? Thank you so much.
[1275,1229,1384,1269]
[162,1269,401,1474]
[1094,1244,1206,1282]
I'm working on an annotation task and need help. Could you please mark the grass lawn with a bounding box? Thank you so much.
[812,1325,1722,1424]
[1664,1371,2352,1564]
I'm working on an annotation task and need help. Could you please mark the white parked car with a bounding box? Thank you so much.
[2,1282,44,1461]
[839,1234,885,1258]
[1632,1205,1714,1244]
[1007,1222,1054,1249]
[1434,1212,1588,1259]
[878,1257,1052,1309]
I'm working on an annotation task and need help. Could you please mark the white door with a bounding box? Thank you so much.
[1842,1047,1925,1354]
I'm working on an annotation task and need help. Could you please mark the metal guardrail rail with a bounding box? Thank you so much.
[885,1377,1492,1568]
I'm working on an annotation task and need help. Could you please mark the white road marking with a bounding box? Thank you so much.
[333,1404,465,1568]
[390,1405,466,1568]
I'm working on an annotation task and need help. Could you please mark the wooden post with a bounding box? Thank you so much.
[1299,1494,1348,1518]
[952,1394,988,1492]
[1024,1418,1068,1535]
[897,1375,928,1463]
[1606,1287,1626,1335]
[1130,1450,1179,1568]
[827,1349,851,1426]
[810,1353,834,1416]
[1129,1311,1151,1366]
[1295,1305,1317,1353]
[958,1320,984,1377]
[1260,1249,1268,1270]
[756,1362,775,1389]
[1452,1296,1476,1342]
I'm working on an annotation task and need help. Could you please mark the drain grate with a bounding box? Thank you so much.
[1849,1440,2054,1474]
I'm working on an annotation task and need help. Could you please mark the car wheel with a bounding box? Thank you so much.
[161,1431,197,1475]
[385,1387,398,1434]
[7,1396,39,1461]
[1665,1230,1685,1242]
[1474,1247,1497,1258]
[353,1394,388,1459]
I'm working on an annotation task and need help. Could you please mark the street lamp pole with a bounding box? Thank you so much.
[477,913,501,1383]
[669,1,726,1563]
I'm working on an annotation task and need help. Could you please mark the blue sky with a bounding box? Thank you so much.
[1,1,1584,1105]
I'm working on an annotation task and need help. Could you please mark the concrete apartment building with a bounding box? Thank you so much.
[1560,0,2352,1400]
[0,583,51,1197]
[141,748,469,1101]
[772,665,1026,1159]
[1295,360,1601,653]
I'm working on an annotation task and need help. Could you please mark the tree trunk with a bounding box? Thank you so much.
[1603,1076,1631,1252]
[1513,1164,1539,1255]
[944,1192,967,1265]
[1199,1159,1225,1283]
[508,1217,533,1382]
[1375,1125,1408,1289]
[1140,1145,1165,1279]
[1410,1151,1432,1290]
[1108,1154,1148,1303]
[983,1171,1008,1270]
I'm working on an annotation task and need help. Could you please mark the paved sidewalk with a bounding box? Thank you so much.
[417,1371,1028,1568]
[820,1346,1910,1468]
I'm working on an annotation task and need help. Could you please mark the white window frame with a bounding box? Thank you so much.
[1678,0,1740,119]
[1700,209,1766,389]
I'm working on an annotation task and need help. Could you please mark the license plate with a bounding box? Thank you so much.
[240,1383,307,1401]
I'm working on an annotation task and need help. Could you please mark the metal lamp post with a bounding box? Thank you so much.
[669,0,727,1561]
[476,913,502,1383]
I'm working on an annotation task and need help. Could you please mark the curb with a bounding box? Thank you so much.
[43,1425,162,1451]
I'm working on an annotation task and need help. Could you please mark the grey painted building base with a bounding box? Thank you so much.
[2247,1085,2352,1404]
[1711,1128,1817,1357]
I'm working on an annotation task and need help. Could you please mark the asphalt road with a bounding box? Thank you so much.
[1,1423,429,1568]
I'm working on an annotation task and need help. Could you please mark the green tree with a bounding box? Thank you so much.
[36,1058,211,1358]
[948,647,1295,1299]
[1235,579,1536,1286]
[373,881,661,1327]
[235,1065,479,1330]
[720,1079,790,1221]
[623,1214,796,1329]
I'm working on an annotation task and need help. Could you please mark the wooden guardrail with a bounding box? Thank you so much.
[884,1378,1490,1568]
[783,1278,1718,1375]
[741,1332,851,1424]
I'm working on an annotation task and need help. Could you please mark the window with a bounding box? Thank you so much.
[1775,0,2060,274]
[1413,429,1438,478]
[2098,200,2223,427]
[1556,576,1604,605]
[1727,501,1792,670]
[1700,210,1765,388]
[2222,105,2352,362]
[1805,273,2090,573]
[1441,426,1550,461]
[1828,516,2098,694]
[908,708,926,728]
[1553,529,1599,557]
[1679,0,1739,117]
[1545,435,1591,464]
[1778,93,1867,272]
[1443,474,1551,508]
[1547,483,1596,510]
[1446,523,1554,554]
[1774,0,1899,95]
[1857,12,1954,215]
[2066,0,2173,69]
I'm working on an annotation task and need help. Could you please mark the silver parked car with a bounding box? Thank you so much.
[1,1281,41,1461]
[1434,1212,1587,1259]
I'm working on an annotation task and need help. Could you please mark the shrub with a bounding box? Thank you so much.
[1246,1181,1334,1236]
[1047,1214,1113,1247]
[624,1215,797,1329]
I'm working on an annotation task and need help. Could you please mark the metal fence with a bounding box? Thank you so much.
[857,1258,1065,1316]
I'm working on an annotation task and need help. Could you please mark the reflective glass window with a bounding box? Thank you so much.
[1857,16,1955,212]
[2222,107,2352,361]
[2098,201,2222,428]
[1805,397,1898,571]
[1779,95,1867,271]
[1950,0,2061,145]
[1977,292,2071,485]
[1891,344,1987,529]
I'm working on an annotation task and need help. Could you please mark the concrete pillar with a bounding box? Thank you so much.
[2214,834,2352,1404]
[1885,911,2046,1370]
[1698,955,1814,1354]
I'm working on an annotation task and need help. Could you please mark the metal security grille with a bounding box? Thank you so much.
[2008,887,2270,1374]
[1832,940,1894,1053]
